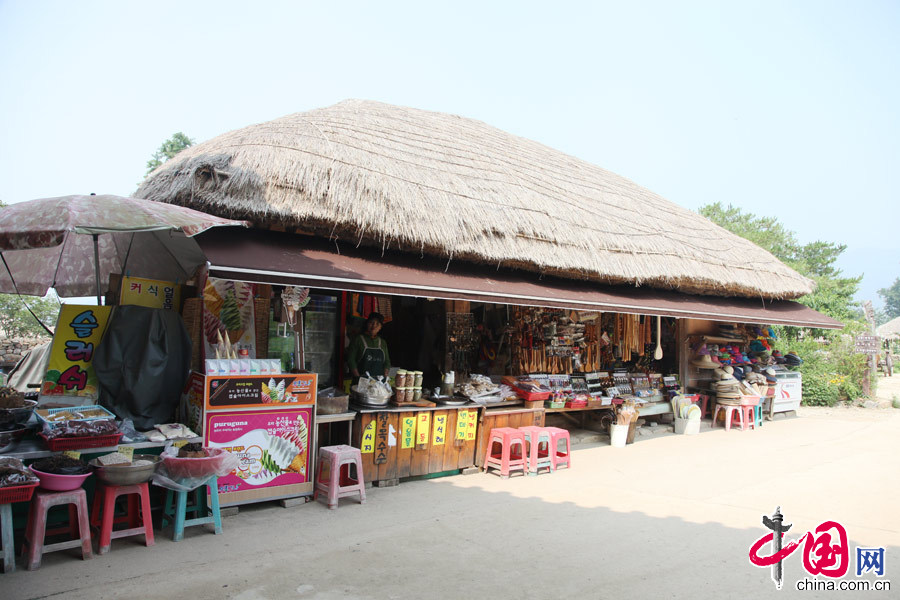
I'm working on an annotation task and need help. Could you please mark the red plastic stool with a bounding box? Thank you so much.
[544,427,572,470]
[483,427,526,478]
[90,482,155,555]
[739,396,761,431]
[314,445,366,509]
[697,395,711,419]
[519,426,552,475]
[713,402,745,432]
[22,488,92,570]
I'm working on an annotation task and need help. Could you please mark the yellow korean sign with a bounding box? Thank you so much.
[120,276,181,310]
[416,412,431,446]
[401,416,416,449]
[466,410,478,441]
[432,414,447,446]
[42,305,111,398]
[361,420,376,454]
[456,409,469,440]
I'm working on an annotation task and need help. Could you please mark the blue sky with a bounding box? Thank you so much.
[1,0,897,306]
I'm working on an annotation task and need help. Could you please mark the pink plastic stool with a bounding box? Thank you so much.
[739,396,761,431]
[713,403,745,432]
[519,426,552,475]
[483,427,526,478]
[544,427,572,470]
[22,488,93,570]
[90,482,155,555]
[314,445,366,509]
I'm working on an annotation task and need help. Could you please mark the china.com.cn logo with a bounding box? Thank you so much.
[748,507,887,591]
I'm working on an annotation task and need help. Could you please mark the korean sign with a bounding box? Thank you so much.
[42,305,111,399]
[120,276,181,311]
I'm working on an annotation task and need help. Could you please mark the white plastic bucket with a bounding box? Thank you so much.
[610,424,628,448]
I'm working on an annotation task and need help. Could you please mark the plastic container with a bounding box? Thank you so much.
[0,482,39,504]
[29,467,92,491]
[162,447,231,480]
[40,432,123,451]
[674,417,700,435]
[36,405,115,428]
[610,424,628,448]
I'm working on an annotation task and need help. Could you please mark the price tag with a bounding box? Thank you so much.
[62,451,81,460]
[173,439,189,448]
[118,446,135,462]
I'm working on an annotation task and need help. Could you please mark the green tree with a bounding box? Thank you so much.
[0,293,59,338]
[699,202,861,323]
[145,132,194,176]
[878,277,900,319]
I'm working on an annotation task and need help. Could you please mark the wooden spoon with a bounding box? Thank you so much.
[654,316,663,361]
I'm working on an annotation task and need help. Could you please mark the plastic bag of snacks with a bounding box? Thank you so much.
[0,456,40,487]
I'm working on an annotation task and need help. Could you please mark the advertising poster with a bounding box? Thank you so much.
[202,277,257,357]
[205,373,317,409]
[120,275,181,310]
[205,407,314,503]
[41,304,112,399]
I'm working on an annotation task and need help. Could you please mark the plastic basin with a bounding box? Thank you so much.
[162,447,229,479]
[29,467,92,491]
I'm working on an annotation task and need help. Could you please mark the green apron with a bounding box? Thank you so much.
[359,336,386,379]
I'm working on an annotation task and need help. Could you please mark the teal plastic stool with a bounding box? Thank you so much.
[161,476,223,542]
[1,502,14,573]
[753,404,763,428]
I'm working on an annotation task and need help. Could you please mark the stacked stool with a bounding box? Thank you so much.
[1,501,16,572]
[544,427,572,470]
[90,482,154,554]
[22,488,92,570]
[314,445,366,509]
[162,476,223,542]
[519,426,553,476]
[713,401,745,431]
[483,427,526,478]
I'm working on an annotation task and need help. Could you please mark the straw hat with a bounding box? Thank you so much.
[691,354,718,369]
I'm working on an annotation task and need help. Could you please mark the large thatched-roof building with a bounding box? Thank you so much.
[136,99,839,328]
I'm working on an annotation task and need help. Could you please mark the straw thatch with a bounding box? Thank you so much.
[135,99,815,299]
[877,316,900,340]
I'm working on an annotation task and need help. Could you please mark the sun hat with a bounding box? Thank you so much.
[691,354,718,368]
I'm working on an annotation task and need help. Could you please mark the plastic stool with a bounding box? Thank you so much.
[544,427,572,470]
[1,503,14,573]
[162,476,222,542]
[519,426,553,475]
[698,395,711,419]
[713,403,745,432]
[22,488,92,570]
[738,396,762,431]
[90,482,154,555]
[483,427,526,478]
[314,445,366,509]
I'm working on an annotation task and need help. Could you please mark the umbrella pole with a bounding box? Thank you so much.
[93,234,103,305]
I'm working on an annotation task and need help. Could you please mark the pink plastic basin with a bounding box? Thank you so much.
[162,447,229,479]
[29,467,92,491]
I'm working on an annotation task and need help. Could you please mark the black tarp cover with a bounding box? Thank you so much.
[94,305,191,429]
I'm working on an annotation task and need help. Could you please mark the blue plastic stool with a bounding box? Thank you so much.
[1,502,14,573]
[753,405,763,428]
[161,476,223,542]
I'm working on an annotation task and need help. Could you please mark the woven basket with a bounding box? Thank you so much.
[181,297,203,372]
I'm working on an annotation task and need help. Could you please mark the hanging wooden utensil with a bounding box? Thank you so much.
[654,316,663,361]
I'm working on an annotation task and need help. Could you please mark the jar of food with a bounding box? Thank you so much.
[395,387,408,401]
[413,388,422,401]
[395,370,408,388]
[413,371,423,388]
[404,388,416,403]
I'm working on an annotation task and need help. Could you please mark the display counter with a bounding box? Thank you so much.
[352,403,481,484]
[6,437,203,461]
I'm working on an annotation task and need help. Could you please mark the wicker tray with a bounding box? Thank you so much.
[39,432,123,452]
[0,481,39,504]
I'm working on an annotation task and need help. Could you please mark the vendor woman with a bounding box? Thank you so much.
[347,312,391,382]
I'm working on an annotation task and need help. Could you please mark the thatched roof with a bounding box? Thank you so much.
[135,99,815,299]
[877,316,900,340]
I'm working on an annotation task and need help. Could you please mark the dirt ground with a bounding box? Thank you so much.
[3,403,898,600]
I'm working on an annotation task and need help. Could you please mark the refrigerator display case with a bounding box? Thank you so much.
[183,371,317,506]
